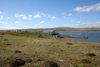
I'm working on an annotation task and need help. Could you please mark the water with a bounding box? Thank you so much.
[56,31,100,43]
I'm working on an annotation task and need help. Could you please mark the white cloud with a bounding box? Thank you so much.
[48,24,53,27]
[0,16,4,20]
[74,3,100,12]
[33,13,41,18]
[0,21,3,24]
[22,16,27,19]
[68,13,72,16]
[34,24,39,27]
[76,21,100,27]
[40,21,45,24]
[0,16,10,20]
[46,14,56,19]
[0,26,20,30]
[28,15,32,17]
[14,21,19,24]
[34,20,46,28]
[0,21,8,24]
[6,17,10,20]
[15,14,19,17]
[5,22,8,24]
[15,14,25,18]
[15,13,56,20]
[62,13,72,18]
[29,18,32,21]
[33,12,56,19]
[34,23,41,28]
[77,21,81,24]
[52,21,100,28]
[41,13,47,17]
[19,14,25,17]
[50,16,56,19]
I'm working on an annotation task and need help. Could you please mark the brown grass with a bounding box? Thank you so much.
[0,31,100,67]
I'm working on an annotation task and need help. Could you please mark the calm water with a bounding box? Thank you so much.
[57,31,100,43]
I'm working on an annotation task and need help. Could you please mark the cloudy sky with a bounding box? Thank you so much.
[0,0,100,29]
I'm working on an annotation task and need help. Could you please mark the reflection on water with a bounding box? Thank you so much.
[57,31,100,43]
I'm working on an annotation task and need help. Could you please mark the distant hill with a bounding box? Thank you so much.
[41,27,100,31]
[1,27,100,31]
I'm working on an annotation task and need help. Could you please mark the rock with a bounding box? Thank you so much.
[15,50,21,53]
[43,61,59,67]
[10,59,25,67]
[5,43,12,45]
[67,43,73,45]
[86,53,96,57]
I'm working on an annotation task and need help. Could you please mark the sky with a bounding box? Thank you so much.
[0,0,100,29]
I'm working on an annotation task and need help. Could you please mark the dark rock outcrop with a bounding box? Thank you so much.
[86,53,96,57]
[43,61,59,67]
[15,50,22,53]
[9,59,25,67]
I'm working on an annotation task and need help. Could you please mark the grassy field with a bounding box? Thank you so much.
[0,31,100,67]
